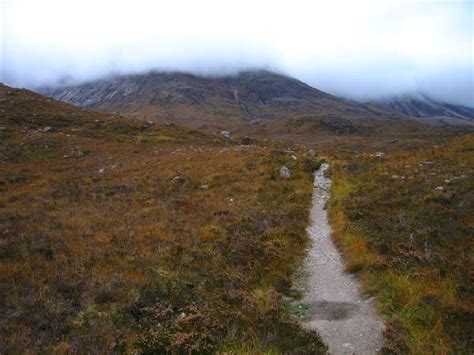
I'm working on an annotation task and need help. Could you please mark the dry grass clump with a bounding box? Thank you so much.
[327,133,474,353]
[0,85,325,353]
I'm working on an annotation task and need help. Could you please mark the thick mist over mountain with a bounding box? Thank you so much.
[2,0,473,107]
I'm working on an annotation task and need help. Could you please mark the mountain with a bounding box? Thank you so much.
[372,94,474,123]
[40,70,403,132]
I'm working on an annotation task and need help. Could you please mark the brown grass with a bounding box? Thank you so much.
[0,85,325,353]
[326,133,474,353]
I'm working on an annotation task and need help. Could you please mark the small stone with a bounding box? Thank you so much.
[220,130,230,139]
[374,152,384,158]
[435,186,444,191]
[42,126,53,132]
[200,184,209,189]
[291,155,297,161]
[75,150,85,158]
[98,168,105,174]
[280,166,291,178]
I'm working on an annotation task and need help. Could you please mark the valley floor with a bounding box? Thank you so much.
[1,84,473,353]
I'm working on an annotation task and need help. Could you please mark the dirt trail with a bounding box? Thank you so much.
[300,163,384,354]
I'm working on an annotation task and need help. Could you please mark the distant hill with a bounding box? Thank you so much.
[372,94,474,124]
[39,70,403,132]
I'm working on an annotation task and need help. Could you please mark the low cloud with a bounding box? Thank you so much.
[1,0,473,106]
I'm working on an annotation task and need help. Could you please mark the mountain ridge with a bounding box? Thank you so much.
[39,70,403,131]
[371,93,474,122]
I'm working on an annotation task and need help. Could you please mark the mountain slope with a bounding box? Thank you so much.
[373,94,474,123]
[40,70,403,131]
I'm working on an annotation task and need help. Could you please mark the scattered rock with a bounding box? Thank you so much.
[42,126,53,132]
[435,186,444,191]
[172,175,185,184]
[291,155,298,161]
[374,152,385,158]
[220,130,230,139]
[239,137,254,145]
[280,166,291,178]
[98,168,105,174]
[75,150,86,158]
[200,184,209,189]
[308,149,316,157]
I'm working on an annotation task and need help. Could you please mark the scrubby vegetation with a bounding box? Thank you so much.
[0,85,325,353]
[327,133,474,353]
[2,82,472,354]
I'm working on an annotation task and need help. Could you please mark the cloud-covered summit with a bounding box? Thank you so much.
[1,0,473,106]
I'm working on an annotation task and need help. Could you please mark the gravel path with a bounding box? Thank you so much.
[299,163,384,354]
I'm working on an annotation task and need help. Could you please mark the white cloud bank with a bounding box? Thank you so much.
[1,0,473,106]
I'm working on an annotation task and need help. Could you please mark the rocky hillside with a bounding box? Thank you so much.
[40,70,402,131]
[373,94,474,123]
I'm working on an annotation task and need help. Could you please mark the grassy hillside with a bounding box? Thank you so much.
[0,85,325,353]
[326,133,474,353]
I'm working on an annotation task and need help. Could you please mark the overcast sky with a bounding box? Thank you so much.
[1,0,473,106]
